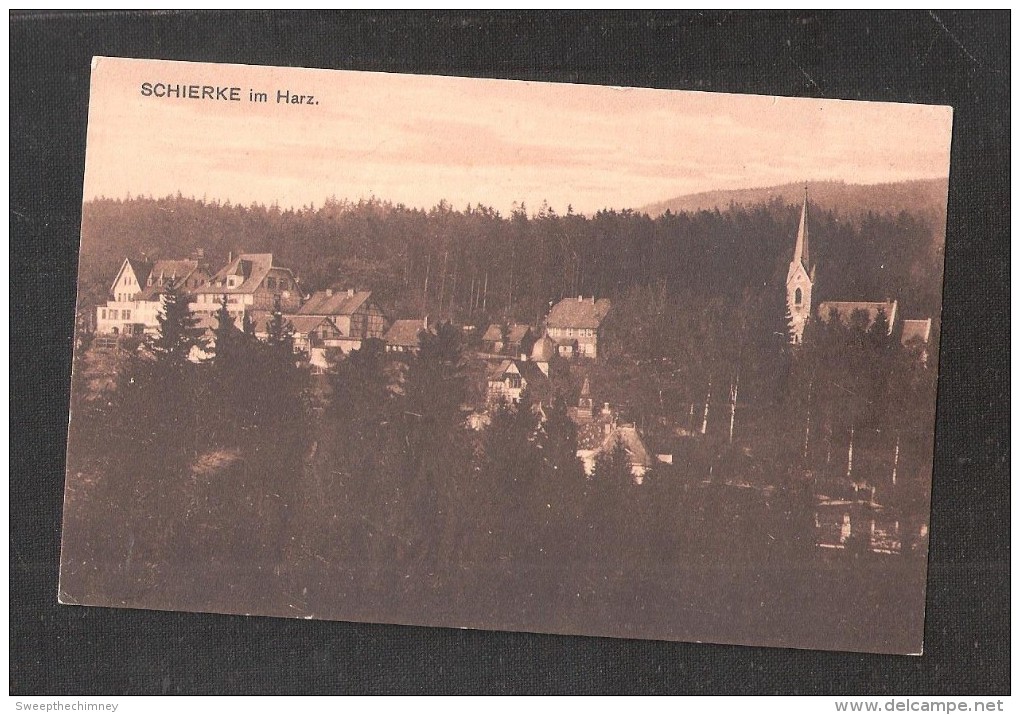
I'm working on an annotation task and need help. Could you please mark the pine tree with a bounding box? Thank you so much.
[150,277,203,365]
[593,439,634,487]
[212,293,237,364]
[265,294,294,350]
[538,396,583,481]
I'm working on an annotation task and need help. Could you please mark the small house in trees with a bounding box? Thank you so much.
[817,300,898,334]
[815,493,903,554]
[384,318,433,353]
[900,318,933,364]
[191,253,300,328]
[528,333,558,376]
[544,296,611,359]
[485,358,547,407]
[296,288,387,354]
[481,323,535,356]
[289,316,342,374]
[577,418,655,483]
[568,383,660,482]
[900,318,931,346]
[248,312,342,373]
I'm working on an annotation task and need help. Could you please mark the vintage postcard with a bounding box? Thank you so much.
[60,57,953,654]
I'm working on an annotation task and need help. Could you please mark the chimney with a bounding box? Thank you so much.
[325,288,332,297]
[577,295,583,302]
[590,296,595,304]
[347,288,355,297]
[423,315,429,330]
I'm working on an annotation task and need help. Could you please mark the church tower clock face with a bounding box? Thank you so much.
[786,190,814,344]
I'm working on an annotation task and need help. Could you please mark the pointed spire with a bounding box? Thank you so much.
[578,376,593,414]
[793,185,810,271]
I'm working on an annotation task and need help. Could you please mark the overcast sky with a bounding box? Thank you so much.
[83,57,954,216]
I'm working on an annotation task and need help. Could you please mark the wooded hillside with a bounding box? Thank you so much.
[78,189,945,325]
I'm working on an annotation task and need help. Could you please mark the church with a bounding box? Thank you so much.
[784,190,932,353]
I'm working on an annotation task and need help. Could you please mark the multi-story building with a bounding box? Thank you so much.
[294,288,387,354]
[191,253,300,328]
[95,257,209,336]
[544,296,611,359]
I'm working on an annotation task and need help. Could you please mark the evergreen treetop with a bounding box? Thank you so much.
[150,277,203,365]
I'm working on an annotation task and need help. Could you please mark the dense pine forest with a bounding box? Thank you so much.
[77,189,944,327]
[62,189,944,652]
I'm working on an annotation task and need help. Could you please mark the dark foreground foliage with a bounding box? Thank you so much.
[61,277,935,652]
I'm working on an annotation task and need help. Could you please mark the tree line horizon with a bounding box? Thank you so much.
[77,190,944,329]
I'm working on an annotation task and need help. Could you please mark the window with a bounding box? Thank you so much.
[794,287,803,306]
[267,277,277,290]
[122,310,131,321]
[101,309,106,320]
[508,374,522,389]
[109,310,118,320]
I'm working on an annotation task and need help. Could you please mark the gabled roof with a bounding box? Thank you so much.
[149,259,200,284]
[297,289,373,317]
[125,258,153,285]
[818,300,898,333]
[487,358,548,384]
[604,425,654,467]
[509,324,533,343]
[384,319,429,348]
[246,310,272,333]
[289,315,338,336]
[112,257,151,294]
[530,333,557,362]
[546,297,611,329]
[516,359,548,384]
[482,323,533,344]
[251,313,336,337]
[487,359,518,379]
[136,259,204,299]
[196,253,292,294]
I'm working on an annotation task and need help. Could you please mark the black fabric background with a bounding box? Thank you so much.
[10,11,1009,694]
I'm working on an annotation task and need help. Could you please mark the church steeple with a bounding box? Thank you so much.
[579,377,592,410]
[792,187,810,272]
[786,186,815,344]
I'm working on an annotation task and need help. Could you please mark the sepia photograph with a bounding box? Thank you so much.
[59,56,953,655]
